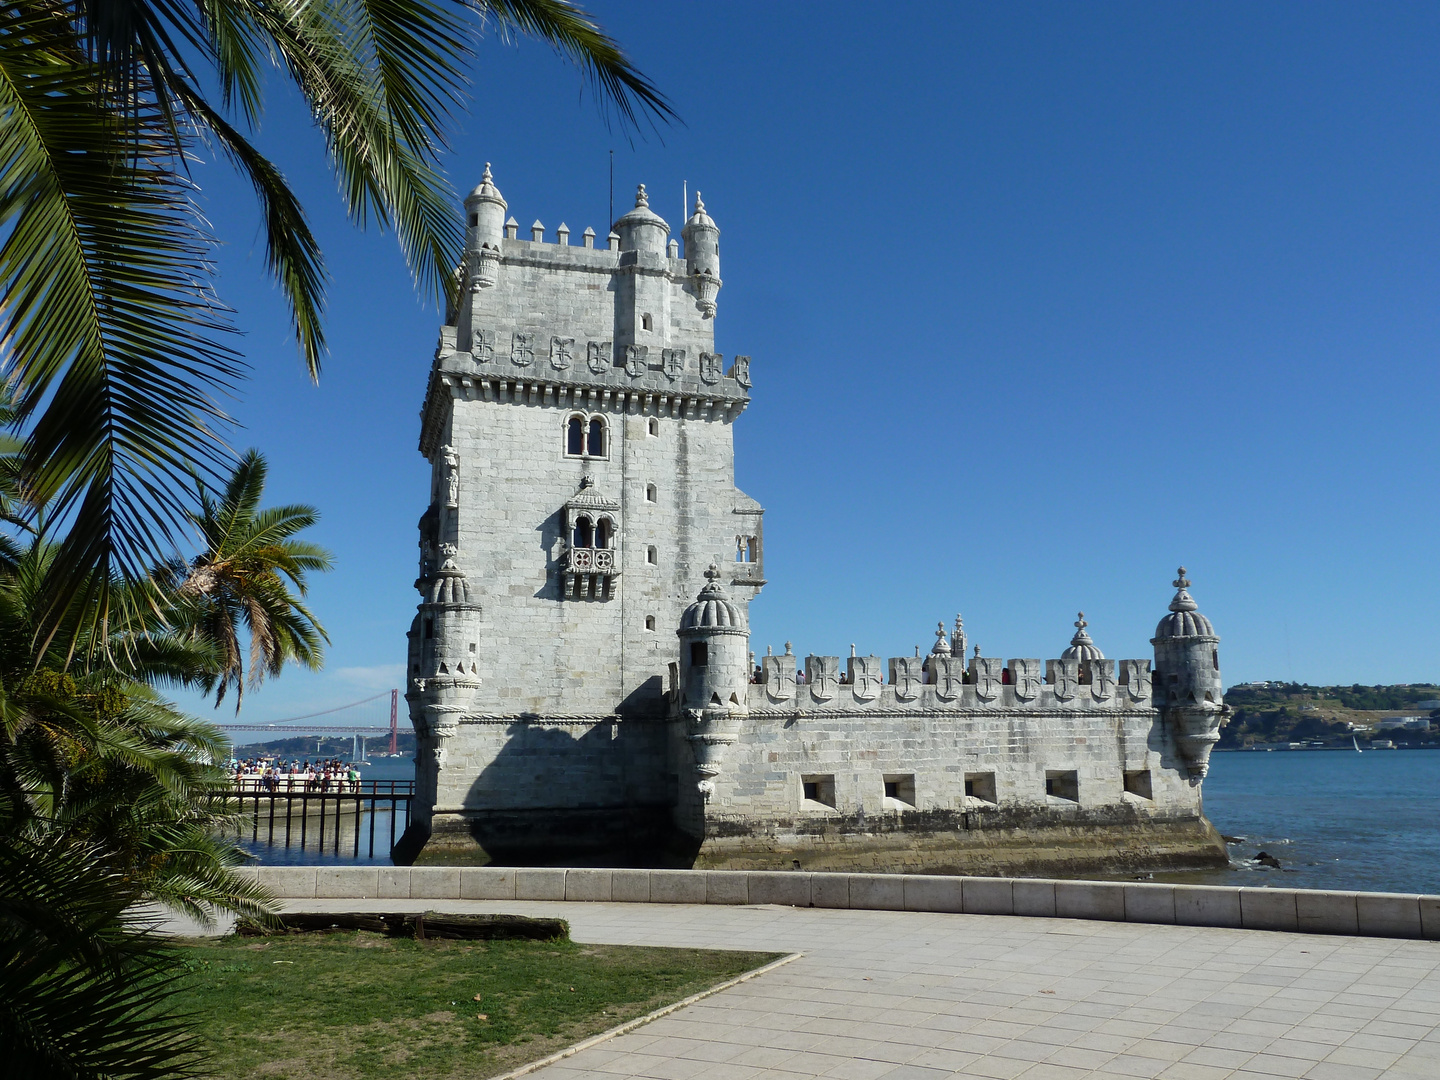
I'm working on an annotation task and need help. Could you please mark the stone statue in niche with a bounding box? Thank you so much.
[511,332,533,366]
[472,328,494,364]
[440,445,460,508]
[730,355,752,388]
[550,337,573,370]
[625,344,648,377]
[587,340,609,374]
[699,352,723,385]
[662,348,686,380]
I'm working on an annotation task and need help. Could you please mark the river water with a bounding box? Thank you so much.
[237,750,1440,894]
[1167,747,1440,895]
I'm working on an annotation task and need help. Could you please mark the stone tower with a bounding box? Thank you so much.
[1151,568,1229,778]
[404,169,763,861]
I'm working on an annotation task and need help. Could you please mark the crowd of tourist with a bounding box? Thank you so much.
[231,757,363,793]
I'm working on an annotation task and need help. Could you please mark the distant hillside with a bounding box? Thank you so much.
[1220,682,1440,748]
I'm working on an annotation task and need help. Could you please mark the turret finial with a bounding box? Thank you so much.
[784,641,792,655]
[694,191,705,213]
[482,162,492,182]
[636,183,649,208]
[1169,567,1199,613]
[704,562,721,583]
[1075,611,1087,631]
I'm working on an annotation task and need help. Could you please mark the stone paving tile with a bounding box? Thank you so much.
[275,899,1440,1080]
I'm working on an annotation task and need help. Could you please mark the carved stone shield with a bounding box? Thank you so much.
[1123,659,1152,702]
[763,653,796,702]
[699,352,723,384]
[549,336,573,370]
[625,344,648,377]
[511,332,533,366]
[1090,659,1116,702]
[972,657,1003,703]
[849,655,882,702]
[890,656,922,702]
[807,655,839,702]
[1012,659,1041,702]
[932,655,963,702]
[586,340,609,374]
[1049,658,1079,702]
[472,329,494,364]
[731,355,752,388]
[662,348,686,380]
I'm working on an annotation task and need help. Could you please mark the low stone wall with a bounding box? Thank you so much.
[245,866,1440,941]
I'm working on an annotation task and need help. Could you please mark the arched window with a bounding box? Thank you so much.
[644,615,655,631]
[566,415,584,456]
[587,417,606,457]
[641,312,653,331]
[647,417,659,437]
[646,546,658,565]
[596,519,613,549]
[572,516,593,549]
[645,483,657,503]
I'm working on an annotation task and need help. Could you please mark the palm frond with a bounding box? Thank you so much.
[0,9,242,650]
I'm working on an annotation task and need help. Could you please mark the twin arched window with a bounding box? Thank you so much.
[571,515,613,549]
[565,414,607,458]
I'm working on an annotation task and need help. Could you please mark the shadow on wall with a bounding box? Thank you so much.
[403,718,699,867]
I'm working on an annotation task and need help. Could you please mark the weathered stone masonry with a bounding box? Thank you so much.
[400,167,1231,873]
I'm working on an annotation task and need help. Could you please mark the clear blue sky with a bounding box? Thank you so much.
[180,1,1440,724]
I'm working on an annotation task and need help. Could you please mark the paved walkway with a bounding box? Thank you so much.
[267,899,1440,1080]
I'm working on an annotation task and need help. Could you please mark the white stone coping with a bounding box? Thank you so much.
[243,866,1440,940]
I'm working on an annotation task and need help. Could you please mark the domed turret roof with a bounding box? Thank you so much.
[929,621,952,657]
[683,192,716,233]
[1153,568,1216,639]
[613,183,669,233]
[679,565,747,634]
[1061,613,1105,661]
[465,162,505,205]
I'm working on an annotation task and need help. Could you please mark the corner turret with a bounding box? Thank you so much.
[677,565,750,800]
[1151,568,1229,778]
[681,192,722,317]
[462,164,506,290]
[405,551,481,839]
[613,183,669,255]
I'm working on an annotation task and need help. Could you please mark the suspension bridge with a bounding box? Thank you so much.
[214,689,403,755]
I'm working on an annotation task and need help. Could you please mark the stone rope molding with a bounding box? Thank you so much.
[246,866,1440,940]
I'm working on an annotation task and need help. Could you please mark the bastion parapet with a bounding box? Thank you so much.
[398,166,1231,874]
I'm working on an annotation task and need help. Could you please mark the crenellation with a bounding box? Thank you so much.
[400,165,1231,874]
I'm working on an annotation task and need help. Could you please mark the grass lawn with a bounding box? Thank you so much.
[171,931,781,1080]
